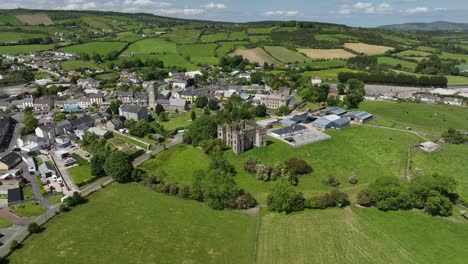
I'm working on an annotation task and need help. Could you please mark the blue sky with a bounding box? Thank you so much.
[1,0,467,27]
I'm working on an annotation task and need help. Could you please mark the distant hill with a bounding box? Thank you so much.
[379,21,468,31]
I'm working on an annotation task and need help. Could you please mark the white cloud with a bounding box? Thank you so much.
[202,3,226,10]
[337,2,393,15]
[406,7,429,14]
[154,8,206,15]
[264,10,299,16]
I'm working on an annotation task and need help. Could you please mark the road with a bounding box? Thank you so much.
[49,153,79,196]
[363,124,434,141]
[132,133,184,166]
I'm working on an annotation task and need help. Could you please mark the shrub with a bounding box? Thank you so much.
[63,192,86,207]
[267,181,305,213]
[178,185,191,199]
[59,204,69,212]
[10,240,18,250]
[256,164,272,181]
[169,184,179,196]
[235,193,258,209]
[322,176,341,187]
[357,189,372,207]
[286,158,312,175]
[311,190,350,209]
[28,222,41,233]
[424,191,453,216]
[244,157,260,173]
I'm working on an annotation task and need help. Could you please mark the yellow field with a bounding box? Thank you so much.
[298,48,356,60]
[230,48,279,64]
[344,42,394,55]
[16,14,53,25]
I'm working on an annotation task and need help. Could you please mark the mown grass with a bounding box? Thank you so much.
[162,29,201,44]
[302,68,362,82]
[8,184,257,264]
[0,44,54,54]
[68,166,93,186]
[0,32,46,43]
[377,56,417,71]
[11,202,45,218]
[257,206,468,264]
[264,46,311,63]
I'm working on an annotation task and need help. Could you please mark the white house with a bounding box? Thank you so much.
[185,71,202,78]
[311,76,322,85]
[420,141,440,152]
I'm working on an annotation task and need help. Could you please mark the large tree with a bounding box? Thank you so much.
[90,155,107,177]
[267,180,305,213]
[104,151,134,183]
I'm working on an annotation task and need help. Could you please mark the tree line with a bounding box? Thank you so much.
[338,71,448,87]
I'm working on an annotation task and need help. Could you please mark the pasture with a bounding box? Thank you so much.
[125,38,177,54]
[411,144,468,201]
[0,44,54,54]
[300,60,347,69]
[0,32,46,43]
[377,56,417,71]
[247,26,278,34]
[216,41,248,56]
[0,15,20,25]
[8,184,257,264]
[60,42,127,56]
[257,206,468,264]
[298,48,356,60]
[230,48,280,65]
[264,46,311,63]
[162,29,201,44]
[302,68,362,81]
[178,44,218,65]
[136,54,198,70]
[359,101,468,134]
[394,49,432,57]
[344,43,394,55]
[201,32,228,42]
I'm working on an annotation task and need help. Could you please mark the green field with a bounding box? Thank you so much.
[359,101,468,134]
[257,206,468,264]
[125,38,177,54]
[300,59,347,69]
[440,52,468,61]
[60,42,127,56]
[216,41,248,56]
[68,165,93,185]
[200,32,228,42]
[302,68,362,81]
[247,26,278,34]
[264,46,311,63]
[411,144,468,201]
[163,29,201,44]
[142,126,420,202]
[115,31,142,42]
[61,60,99,70]
[9,184,257,264]
[10,202,45,218]
[228,31,248,40]
[447,75,468,86]
[178,44,218,65]
[0,32,46,43]
[0,44,54,54]
[135,54,198,70]
[377,56,417,71]
[0,15,20,25]
[140,145,210,184]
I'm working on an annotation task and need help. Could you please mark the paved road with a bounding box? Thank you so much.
[49,153,79,196]
[132,133,184,166]
[81,176,113,196]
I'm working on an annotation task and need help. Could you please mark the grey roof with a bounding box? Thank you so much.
[271,125,307,135]
[312,118,332,127]
[348,111,373,120]
[291,114,314,123]
[169,98,187,107]
[331,118,350,127]
[120,104,146,114]
[156,99,170,106]
[323,107,347,116]
[0,152,22,168]
[70,115,93,127]
[8,187,22,204]
[39,162,56,174]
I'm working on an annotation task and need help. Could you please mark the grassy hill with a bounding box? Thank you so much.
[380,21,468,31]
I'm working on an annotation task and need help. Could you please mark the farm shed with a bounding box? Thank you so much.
[420,141,440,153]
[346,111,374,123]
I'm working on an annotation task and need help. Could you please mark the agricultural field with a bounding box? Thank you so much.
[314,34,340,43]
[411,143,468,202]
[439,52,468,61]
[0,15,21,25]
[0,32,46,43]
[8,184,257,264]
[359,101,468,134]
[228,31,248,40]
[302,68,362,81]
[230,48,280,65]
[264,46,311,63]
[16,14,53,25]
[177,44,218,65]
[300,59,347,69]
[115,31,142,42]
[200,32,228,42]
[0,44,54,54]
[344,43,394,55]
[216,41,248,56]
[60,42,127,56]
[298,48,356,60]
[246,26,278,34]
[416,46,439,52]
[81,16,112,30]
[61,60,100,71]
[394,49,432,57]
[135,54,198,70]
[447,76,468,86]
[249,35,271,43]
[381,34,419,45]
[377,56,417,71]
[125,38,177,54]
[162,29,201,44]
[257,206,468,264]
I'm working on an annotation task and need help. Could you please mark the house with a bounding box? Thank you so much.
[88,127,112,139]
[311,76,322,86]
[119,105,149,121]
[88,94,104,106]
[321,107,347,116]
[419,94,440,104]
[179,90,200,104]
[7,187,22,205]
[345,111,374,124]
[261,94,291,110]
[443,97,463,106]
[106,119,124,131]
[117,91,134,104]
[39,162,57,179]
[33,98,54,112]
[270,125,308,138]
[185,71,202,78]
[172,79,187,89]
[17,135,50,152]
[0,152,22,170]
[0,112,12,144]
[420,141,440,152]
[70,115,95,129]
